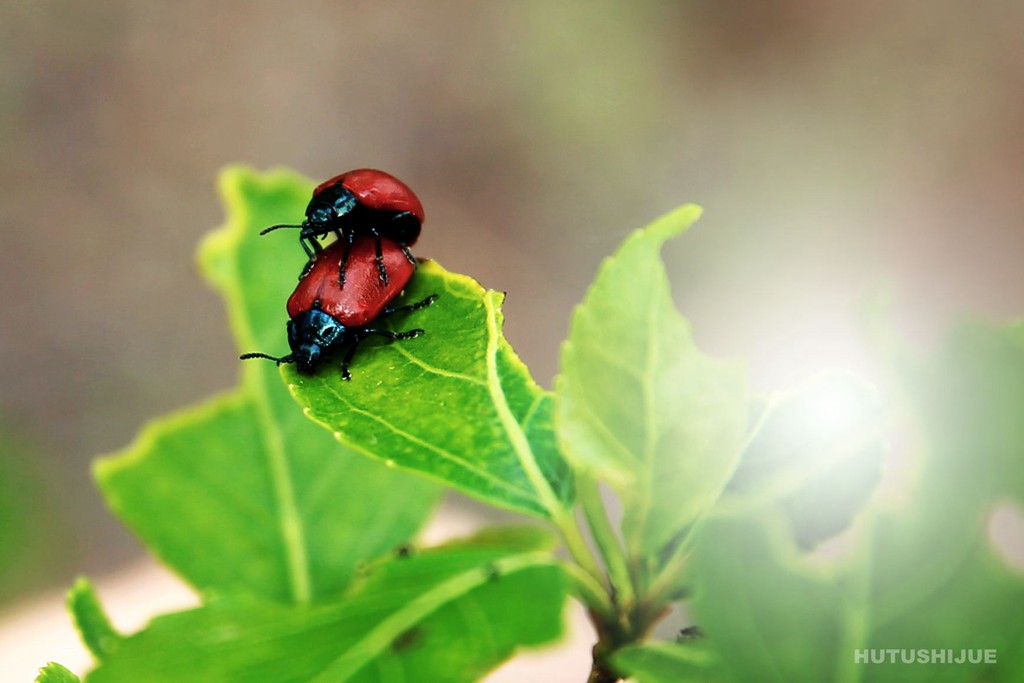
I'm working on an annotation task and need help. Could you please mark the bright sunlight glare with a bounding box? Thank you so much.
[792,373,879,445]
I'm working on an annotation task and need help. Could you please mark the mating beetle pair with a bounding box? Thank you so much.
[260,169,424,285]
[240,169,433,378]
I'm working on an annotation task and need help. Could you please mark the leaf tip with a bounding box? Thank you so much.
[66,575,92,598]
[91,450,122,491]
[646,202,704,242]
[198,165,315,286]
[35,662,80,683]
[67,576,122,661]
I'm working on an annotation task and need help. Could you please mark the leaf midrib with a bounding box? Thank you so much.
[230,224,312,604]
[311,553,554,681]
[483,293,563,519]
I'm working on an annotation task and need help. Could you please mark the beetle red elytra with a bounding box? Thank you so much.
[240,236,434,379]
[261,169,423,287]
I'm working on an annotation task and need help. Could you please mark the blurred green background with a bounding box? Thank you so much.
[1,0,1022,615]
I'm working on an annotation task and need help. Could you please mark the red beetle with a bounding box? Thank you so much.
[261,169,424,287]
[240,235,434,378]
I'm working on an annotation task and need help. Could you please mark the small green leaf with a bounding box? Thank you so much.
[85,531,567,683]
[36,663,81,683]
[287,263,573,519]
[68,578,122,660]
[613,641,716,683]
[556,205,748,554]
[94,168,441,602]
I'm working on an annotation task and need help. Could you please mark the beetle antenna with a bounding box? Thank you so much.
[239,352,295,365]
[259,223,304,235]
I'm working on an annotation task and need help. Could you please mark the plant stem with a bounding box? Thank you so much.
[642,539,691,610]
[579,477,635,608]
[560,561,616,623]
[554,508,607,587]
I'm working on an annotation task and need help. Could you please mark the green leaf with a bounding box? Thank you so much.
[36,663,81,683]
[556,205,748,554]
[286,263,573,519]
[94,167,441,602]
[613,641,716,683]
[85,530,567,683]
[68,578,122,660]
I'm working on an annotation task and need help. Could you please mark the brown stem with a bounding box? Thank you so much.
[586,605,632,683]
[588,640,624,683]
[588,662,621,683]
[585,600,673,683]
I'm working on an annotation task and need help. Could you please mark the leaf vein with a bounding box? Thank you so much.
[581,330,647,381]
[251,376,312,603]
[324,389,538,505]
[520,393,545,433]
[390,345,487,385]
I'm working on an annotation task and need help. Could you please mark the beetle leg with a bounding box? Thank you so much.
[337,231,355,288]
[299,237,315,259]
[297,236,321,280]
[389,211,419,266]
[365,227,389,285]
[338,337,360,381]
[339,326,424,380]
[300,233,324,257]
[401,244,417,266]
[380,294,437,318]
[363,328,424,341]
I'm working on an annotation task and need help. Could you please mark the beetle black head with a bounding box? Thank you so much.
[304,184,360,232]
[291,344,321,374]
[287,306,348,375]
